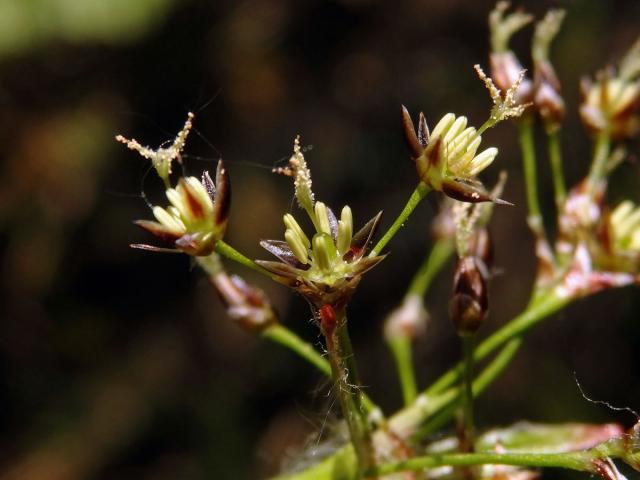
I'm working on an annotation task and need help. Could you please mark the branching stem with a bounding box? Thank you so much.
[370,446,622,477]
[424,289,567,397]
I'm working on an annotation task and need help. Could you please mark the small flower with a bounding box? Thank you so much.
[580,38,640,139]
[258,138,385,306]
[532,9,566,132]
[488,1,534,104]
[402,65,523,204]
[384,294,429,341]
[402,108,499,203]
[132,160,231,256]
[597,200,640,272]
[609,200,640,253]
[449,254,490,336]
[116,112,194,187]
[210,272,277,332]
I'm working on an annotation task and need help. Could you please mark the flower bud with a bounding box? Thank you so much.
[490,51,534,105]
[532,9,566,131]
[488,2,534,105]
[211,273,277,333]
[449,256,489,336]
[384,294,429,341]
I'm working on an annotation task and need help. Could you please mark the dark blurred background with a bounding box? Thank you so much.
[1,0,639,478]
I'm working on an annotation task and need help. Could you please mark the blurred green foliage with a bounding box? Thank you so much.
[0,0,178,59]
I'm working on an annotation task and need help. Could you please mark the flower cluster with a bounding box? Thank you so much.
[580,39,640,138]
[258,137,384,306]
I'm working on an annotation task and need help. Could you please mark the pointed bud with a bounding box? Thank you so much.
[449,256,489,336]
[211,273,278,333]
[384,294,429,341]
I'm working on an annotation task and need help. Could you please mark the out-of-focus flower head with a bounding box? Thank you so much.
[257,137,385,306]
[488,1,534,104]
[580,38,640,139]
[117,114,231,256]
[532,9,566,132]
[595,200,640,273]
[401,67,523,204]
[210,271,278,333]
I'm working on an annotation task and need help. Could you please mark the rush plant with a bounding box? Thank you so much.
[118,3,640,479]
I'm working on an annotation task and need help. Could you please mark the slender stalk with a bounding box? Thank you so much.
[336,319,368,418]
[371,449,608,477]
[369,183,431,257]
[415,337,522,439]
[424,290,567,397]
[262,324,331,376]
[547,129,566,208]
[459,335,476,454]
[264,323,377,414]
[386,238,454,406]
[215,240,275,278]
[323,308,375,478]
[407,238,455,296]
[517,118,545,239]
[387,336,418,406]
[585,130,611,197]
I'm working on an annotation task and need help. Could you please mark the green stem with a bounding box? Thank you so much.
[263,323,377,414]
[337,318,370,417]
[273,292,570,480]
[371,449,609,477]
[369,183,431,257]
[425,289,568,397]
[215,240,275,278]
[407,238,455,296]
[262,324,330,376]
[415,337,522,439]
[547,129,566,208]
[324,308,375,478]
[459,335,475,453]
[387,336,418,406]
[517,119,545,239]
[585,130,611,197]
[386,238,454,407]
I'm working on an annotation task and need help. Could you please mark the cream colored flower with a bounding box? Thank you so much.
[133,161,230,256]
